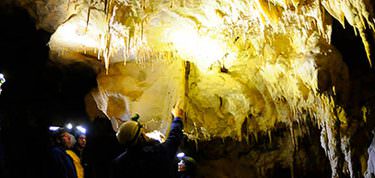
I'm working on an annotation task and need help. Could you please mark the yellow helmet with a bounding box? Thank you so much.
[116,120,142,146]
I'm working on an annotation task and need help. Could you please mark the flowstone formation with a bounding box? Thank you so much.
[7,0,375,177]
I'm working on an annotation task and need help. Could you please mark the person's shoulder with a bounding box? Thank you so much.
[51,146,64,153]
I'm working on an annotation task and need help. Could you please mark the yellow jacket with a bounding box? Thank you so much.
[66,150,84,178]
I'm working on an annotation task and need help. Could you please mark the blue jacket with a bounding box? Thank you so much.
[111,117,184,178]
[49,147,78,178]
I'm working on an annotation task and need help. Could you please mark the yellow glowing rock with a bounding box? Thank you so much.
[16,0,371,141]
[88,60,185,133]
[255,0,282,25]
[14,1,375,176]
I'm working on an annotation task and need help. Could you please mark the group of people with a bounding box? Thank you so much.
[48,126,87,178]
[48,104,196,178]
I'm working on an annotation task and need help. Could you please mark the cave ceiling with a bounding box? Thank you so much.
[4,0,375,176]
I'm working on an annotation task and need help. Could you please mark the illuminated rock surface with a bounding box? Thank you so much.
[2,0,375,177]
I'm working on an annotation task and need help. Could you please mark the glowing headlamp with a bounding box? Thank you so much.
[66,123,73,130]
[0,73,5,94]
[177,152,185,160]
[49,126,60,131]
[76,125,87,134]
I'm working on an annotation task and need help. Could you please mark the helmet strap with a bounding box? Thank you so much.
[128,122,142,145]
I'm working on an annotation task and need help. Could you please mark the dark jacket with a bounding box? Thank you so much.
[111,117,184,178]
[49,146,78,178]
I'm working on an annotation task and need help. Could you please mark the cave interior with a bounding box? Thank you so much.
[1,0,375,178]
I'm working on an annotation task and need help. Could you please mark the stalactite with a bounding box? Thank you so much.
[341,136,354,178]
[17,0,375,177]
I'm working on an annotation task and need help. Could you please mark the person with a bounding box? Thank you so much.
[66,133,84,178]
[111,105,185,178]
[48,128,77,178]
[178,155,197,178]
[84,115,123,178]
[73,133,86,159]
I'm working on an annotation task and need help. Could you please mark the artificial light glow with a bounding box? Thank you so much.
[56,22,102,49]
[168,27,230,70]
[177,152,185,159]
[49,10,110,63]
[145,130,165,143]
[76,125,87,134]
[66,123,73,130]
[50,10,143,67]
[49,126,60,131]
[38,0,375,177]
[0,73,5,94]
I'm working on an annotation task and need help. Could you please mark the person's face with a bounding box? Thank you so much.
[178,161,186,172]
[60,132,73,148]
[78,135,86,148]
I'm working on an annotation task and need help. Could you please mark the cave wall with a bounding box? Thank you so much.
[1,0,375,178]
